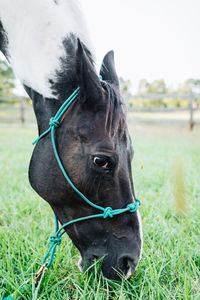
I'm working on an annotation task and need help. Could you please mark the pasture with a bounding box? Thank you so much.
[0,123,200,299]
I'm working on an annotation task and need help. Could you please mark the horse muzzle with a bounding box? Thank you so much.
[77,251,140,281]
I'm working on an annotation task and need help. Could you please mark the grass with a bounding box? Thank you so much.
[0,123,200,299]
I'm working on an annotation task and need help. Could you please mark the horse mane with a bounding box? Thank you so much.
[100,81,127,138]
[52,34,127,139]
[0,21,8,57]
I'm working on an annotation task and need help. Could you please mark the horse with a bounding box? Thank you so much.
[0,0,142,280]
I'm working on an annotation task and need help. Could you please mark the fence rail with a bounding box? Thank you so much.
[128,93,200,129]
[0,94,200,128]
[0,96,35,124]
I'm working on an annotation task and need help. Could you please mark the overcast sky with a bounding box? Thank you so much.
[1,0,200,94]
[80,0,200,92]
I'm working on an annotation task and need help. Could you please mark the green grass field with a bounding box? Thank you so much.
[0,124,200,299]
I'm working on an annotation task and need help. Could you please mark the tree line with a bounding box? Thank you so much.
[0,59,200,108]
[0,60,15,97]
[120,78,200,108]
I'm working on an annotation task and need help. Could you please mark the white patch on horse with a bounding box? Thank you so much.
[0,0,93,98]
[136,210,143,261]
[125,266,132,280]
[78,257,83,272]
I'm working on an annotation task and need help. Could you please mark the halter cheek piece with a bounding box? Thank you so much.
[32,83,141,268]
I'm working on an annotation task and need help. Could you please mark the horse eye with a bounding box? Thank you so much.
[93,156,109,169]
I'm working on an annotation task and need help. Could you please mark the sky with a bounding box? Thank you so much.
[1,0,200,94]
[80,0,200,92]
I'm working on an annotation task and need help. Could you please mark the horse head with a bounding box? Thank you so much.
[27,38,142,280]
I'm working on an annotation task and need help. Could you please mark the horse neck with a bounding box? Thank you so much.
[23,85,60,135]
[0,0,93,98]
[24,83,81,136]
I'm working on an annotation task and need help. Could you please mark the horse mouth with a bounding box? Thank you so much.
[77,256,135,280]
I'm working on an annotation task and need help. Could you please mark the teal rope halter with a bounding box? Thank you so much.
[3,82,141,300]
[33,83,141,267]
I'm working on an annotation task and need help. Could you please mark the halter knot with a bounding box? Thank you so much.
[103,207,114,219]
[49,117,59,128]
[50,235,61,246]
[136,199,141,206]
[127,202,138,213]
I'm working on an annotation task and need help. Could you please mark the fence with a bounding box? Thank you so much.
[0,96,35,124]
[128,93,200,129]
[0,94,200,128]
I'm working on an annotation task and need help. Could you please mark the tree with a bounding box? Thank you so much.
[137,79,167,94]
[179,79,200,107]
[135,79,168,107]
[0,59,15,96]
[119,77,133,102]
[182,79,200,94]
[137,79,150,95]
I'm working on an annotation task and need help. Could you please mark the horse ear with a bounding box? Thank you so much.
[100,50,119,87]
[76,39,102,100]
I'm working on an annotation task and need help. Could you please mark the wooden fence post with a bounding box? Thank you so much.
[189,94,195,130]
[20,97,25,124]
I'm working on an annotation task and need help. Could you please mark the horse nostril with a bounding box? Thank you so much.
[118,255,136,277]
[78,254,99,273]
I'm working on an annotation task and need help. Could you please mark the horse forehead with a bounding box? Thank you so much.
[76,116,127,141]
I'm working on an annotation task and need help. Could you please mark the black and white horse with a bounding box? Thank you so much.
[0,0,142,280]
